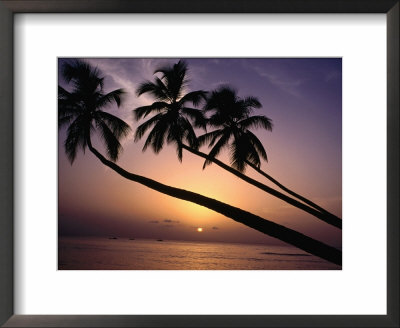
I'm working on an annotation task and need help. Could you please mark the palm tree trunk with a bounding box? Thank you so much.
[181,144,342,229]
[245,160,341,222]
[86,139,341,266]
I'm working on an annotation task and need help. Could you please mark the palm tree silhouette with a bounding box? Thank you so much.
[200,85,341,227]
[59,60,131,163]
[59,59,341,265]
[135,62,341,229]
[200,85,272,172]
[134,60,207,161]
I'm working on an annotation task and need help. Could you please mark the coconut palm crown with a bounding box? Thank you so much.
[199,85,273,172]
[133,60,207,161]
[58,59,131,164]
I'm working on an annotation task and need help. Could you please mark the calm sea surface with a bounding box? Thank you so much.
[58,236,341,270]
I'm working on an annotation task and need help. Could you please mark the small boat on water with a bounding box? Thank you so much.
[108,237,118,240]
[129,238,135,240]
[157,239,163,242]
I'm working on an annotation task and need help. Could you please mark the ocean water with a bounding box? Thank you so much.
[58,236,341,270]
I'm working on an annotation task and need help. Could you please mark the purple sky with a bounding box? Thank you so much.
[58,58,342,247]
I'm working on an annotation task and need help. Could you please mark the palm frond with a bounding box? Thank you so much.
[175,140,183,162]
[181,107,207,129]
[136,80,168,101]
[178,90,207,107]
[203,130,231,169]
[179,117,199,150]
[62,59,81,84]
[58,87,84,118]
[241,96,262,109]
[229,136,256,172]
[134,113,163,142]
[136,81,156,96]
[94,111,131,140]
[166,124,185,161]
[239,115,273,131]
[154,60,187,76]
[198,129,224,147]
[133,102,169,120]
[59,114,75,129]
[203,85,238,112]
[96,120,124,161]
[64,132,81,164]
[142,118,169,153]
[58,101,82,120]
[62,59,104,93]
[244,141,261,169]
[97,89,125,108]
[206,113,231,127]
[97,122,122,161]
[64,116,90,164]
[245,130,268,162]
[155,60,188,101]
[154,77,171,100]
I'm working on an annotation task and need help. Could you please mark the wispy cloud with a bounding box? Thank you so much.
[252,65,306,98]
[164,219,180,224]
[324,70,340,82]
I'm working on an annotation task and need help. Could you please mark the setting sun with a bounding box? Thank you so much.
[197,227,203,232]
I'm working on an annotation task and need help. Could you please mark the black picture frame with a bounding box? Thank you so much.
[0,1,398,327]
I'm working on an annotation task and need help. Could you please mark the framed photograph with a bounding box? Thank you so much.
[57,56,343,271]
[0,1,398,327]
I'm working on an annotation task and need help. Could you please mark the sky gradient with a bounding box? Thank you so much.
[58,58,342,248]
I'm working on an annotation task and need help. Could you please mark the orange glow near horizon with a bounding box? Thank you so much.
[197,227,203,232]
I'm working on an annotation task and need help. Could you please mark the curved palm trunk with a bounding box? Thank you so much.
[181,144,342,229]
[86,139,341,266]
[245,160,341,222]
